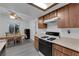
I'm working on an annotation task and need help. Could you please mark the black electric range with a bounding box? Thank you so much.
[39,32,60,56]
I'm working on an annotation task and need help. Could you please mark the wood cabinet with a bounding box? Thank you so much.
[58,4,79,28]
[44,14,50,20]
[53,43,79,56]
[57,5,69,28]
[34,36,39,49]
[54,49,64,56]
[50,11,58,19]
[74,51,79,56]
[44,10,58,20]
[38,16,47,29]
[38,10,57,29]
[38,4,79,28]
[69,4,79,28]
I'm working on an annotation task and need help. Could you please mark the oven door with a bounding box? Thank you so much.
[39,39,52,56]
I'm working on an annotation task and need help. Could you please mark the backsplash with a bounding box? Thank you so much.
[46,22,60,32]
[60,28,79,39]
[37,29,47,37]
[46,22,79,39]
[36,19,79,39]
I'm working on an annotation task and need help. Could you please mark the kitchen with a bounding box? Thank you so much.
[34,3,79,56]
[0,3,79,56]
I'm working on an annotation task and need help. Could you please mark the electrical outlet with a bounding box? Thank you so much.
[67,30,70,34]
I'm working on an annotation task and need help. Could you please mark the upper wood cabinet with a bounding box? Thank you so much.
[43,10,58,20]
[69,4,79,28]
[58,4,79,28]
[44,14,50,20]
[38,4,79,28]
[38,8,58,29]
[38,16,47,29]
[57,5,69,28]
[50,10,58,19]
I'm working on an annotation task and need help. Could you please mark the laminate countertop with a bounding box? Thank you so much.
[0,40,6,52]
[36,35,79,52]
[52,37,79,52]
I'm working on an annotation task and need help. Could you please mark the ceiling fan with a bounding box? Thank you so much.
[8,10,22,20]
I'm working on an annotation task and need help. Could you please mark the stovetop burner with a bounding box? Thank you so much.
[47,38,56,41]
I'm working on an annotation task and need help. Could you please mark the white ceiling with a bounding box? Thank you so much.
[0,3,69,19]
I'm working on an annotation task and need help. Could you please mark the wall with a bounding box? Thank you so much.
[0,11,30,36]
[46,22,79,39]
[29,19,35,40]
[60,28,79,39]
[29,18,47,40]
[30,18,79,40]
[29,19,79,39]
[46,22,61,32]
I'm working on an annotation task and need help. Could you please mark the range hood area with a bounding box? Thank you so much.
[44,17,60,23]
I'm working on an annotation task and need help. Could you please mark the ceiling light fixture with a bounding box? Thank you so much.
[32,3,55,9]
[9,12,22,20]
[10,15,16,19]
[33,3,47,9]
[9,12,16,19]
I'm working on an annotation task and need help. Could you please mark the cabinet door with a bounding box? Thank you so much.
[63,47,73,56]
[74,51,79,56]
[58,5,69,28]
[53,44,63,52]
[50,12,55,18]
[50,10,58,19]
[38,17,47,29]
[44,14,50,20]
[69,4,79,28]
[54,49,64,56]
[34,36,39,49]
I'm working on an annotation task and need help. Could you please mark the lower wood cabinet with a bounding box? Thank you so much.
[54,49,64,56]
[53,44,79,56]
[74,52,79,56]
[34,36,39,49]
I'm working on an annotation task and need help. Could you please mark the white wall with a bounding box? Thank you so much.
[29,19,35,40]
[46,22,61,32]
[29,18,79,40]
[0,12,30,36]
[60,28,79,39]
[29,18,47,40]
[46,22,79,39]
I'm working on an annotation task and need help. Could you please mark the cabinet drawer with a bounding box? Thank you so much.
[54,49,63,56]
[63,47,74,56]
[74,51,79,56]
[53,44,63,52]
